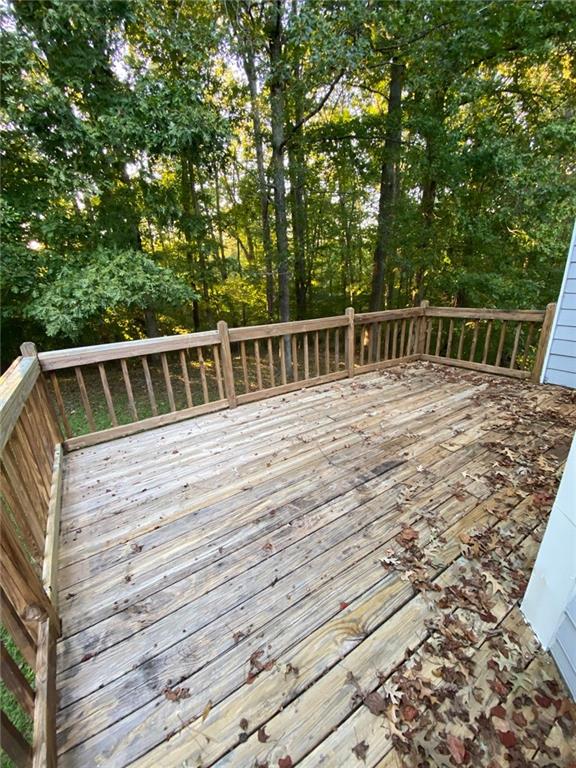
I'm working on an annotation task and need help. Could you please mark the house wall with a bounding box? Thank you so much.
[542,221,576,388]
[522,433,576,696]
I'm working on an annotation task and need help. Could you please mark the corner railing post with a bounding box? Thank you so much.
[217,320,237,407]
[345,307,355,378]
[20,341,38,357]
[532,302,556,383]
[417,300,429,355]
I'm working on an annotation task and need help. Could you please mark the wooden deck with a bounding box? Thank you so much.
[55,362,576,767]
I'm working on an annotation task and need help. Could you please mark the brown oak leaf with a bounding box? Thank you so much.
[446,734,466,764]
[258,726,269,743]
[498,730,517,748]
[278,757,293,768]
[352,740,369,761]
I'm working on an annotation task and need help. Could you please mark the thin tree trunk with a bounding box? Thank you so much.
[243,44,275,318]
[369,59,404,311]
[267,0,292,368]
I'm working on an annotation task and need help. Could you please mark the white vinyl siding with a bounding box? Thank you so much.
[522,434,576,697]
[543,221,576,388]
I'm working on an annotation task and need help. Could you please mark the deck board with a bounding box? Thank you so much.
[55,362,575,767]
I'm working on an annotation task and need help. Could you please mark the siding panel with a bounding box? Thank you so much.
[550,338,576,358]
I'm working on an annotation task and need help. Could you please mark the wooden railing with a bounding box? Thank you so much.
[29,302,557,451]
[0,300,556,765]
[1,349,63,768]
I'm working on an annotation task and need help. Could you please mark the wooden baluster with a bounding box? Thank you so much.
[375,324,381,362]
[407,319,415,355]
[254,340,263,390]
[335,329,340,368]
[240,341,250,392]
[345,307,355,377]
[303,333,310,379]
[120,359,139,420]
[1,642,35,716]
[178,351,193,408]
[18,405,52,486]
[399,319,406,357]
[141,357,158,416]
[49,373,71,438]
[435,318,443,356]
[366,325,373,364]
[392,321,398,358]
[522,323,535,362]
[0,588,36,669]
[425,318,432,355]
[279,338,287,385]
[384,322,390,360]
[359,326,365,366]
[178,349,194,408]
[482,320,493,364]
[212,345,225,400]
[160,353,176,412]
[446,319,454,358]
[10,425,49,513]
[74,367,95,432]
[267,337,275,387]
[1,711,33,767]
[314,331,320,377]
[1,506,60,629]
[457,321,466,359]
[98,363,118,426]
[509,322,522,370]
[325,329,330,373]
[291,335,298,381]
[1,456,44,559]
[197,347,209,403]
[495,321,507,367]
[469,321,479,362]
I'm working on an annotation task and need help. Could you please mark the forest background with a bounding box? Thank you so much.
[2,0,576,369]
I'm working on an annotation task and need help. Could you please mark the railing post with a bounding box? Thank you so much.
[21,341,38,357]
[532,302,556,383]
[417,300,429,355]
[345,307,355,378]
[217,320,237,407]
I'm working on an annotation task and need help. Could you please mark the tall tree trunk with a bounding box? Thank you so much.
[213,164,227,280]
[243,44,275,319]
[369,59,404,311]
[288,124,307,319]
[267,0,290,326]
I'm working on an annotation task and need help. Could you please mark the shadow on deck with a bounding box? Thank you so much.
[56,362,575,767]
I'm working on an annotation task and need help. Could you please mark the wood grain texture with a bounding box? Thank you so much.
[53,363,573,768]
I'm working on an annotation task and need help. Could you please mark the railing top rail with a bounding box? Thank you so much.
[228,314,348,342]
[426,307,546,321]
[0,354,40,451]
[37,329,221,371]
[354,307,422,323]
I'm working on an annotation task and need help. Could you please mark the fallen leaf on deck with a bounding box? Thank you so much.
[497,729,517,748]
[257,725,269,742]
[163,686,190,702]
[364,690,387,715]
[352,740,369,761]
[446,734,466,764]
[339,601,349,610]
[397,527,419,546]
[278,757,293,768]
[201,700,212,721]
[239,717,248,731]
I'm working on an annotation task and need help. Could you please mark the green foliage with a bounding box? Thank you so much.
[1,0,575,366]
[29,249,194,338]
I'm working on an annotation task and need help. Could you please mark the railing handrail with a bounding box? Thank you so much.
[34,304,550,373]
